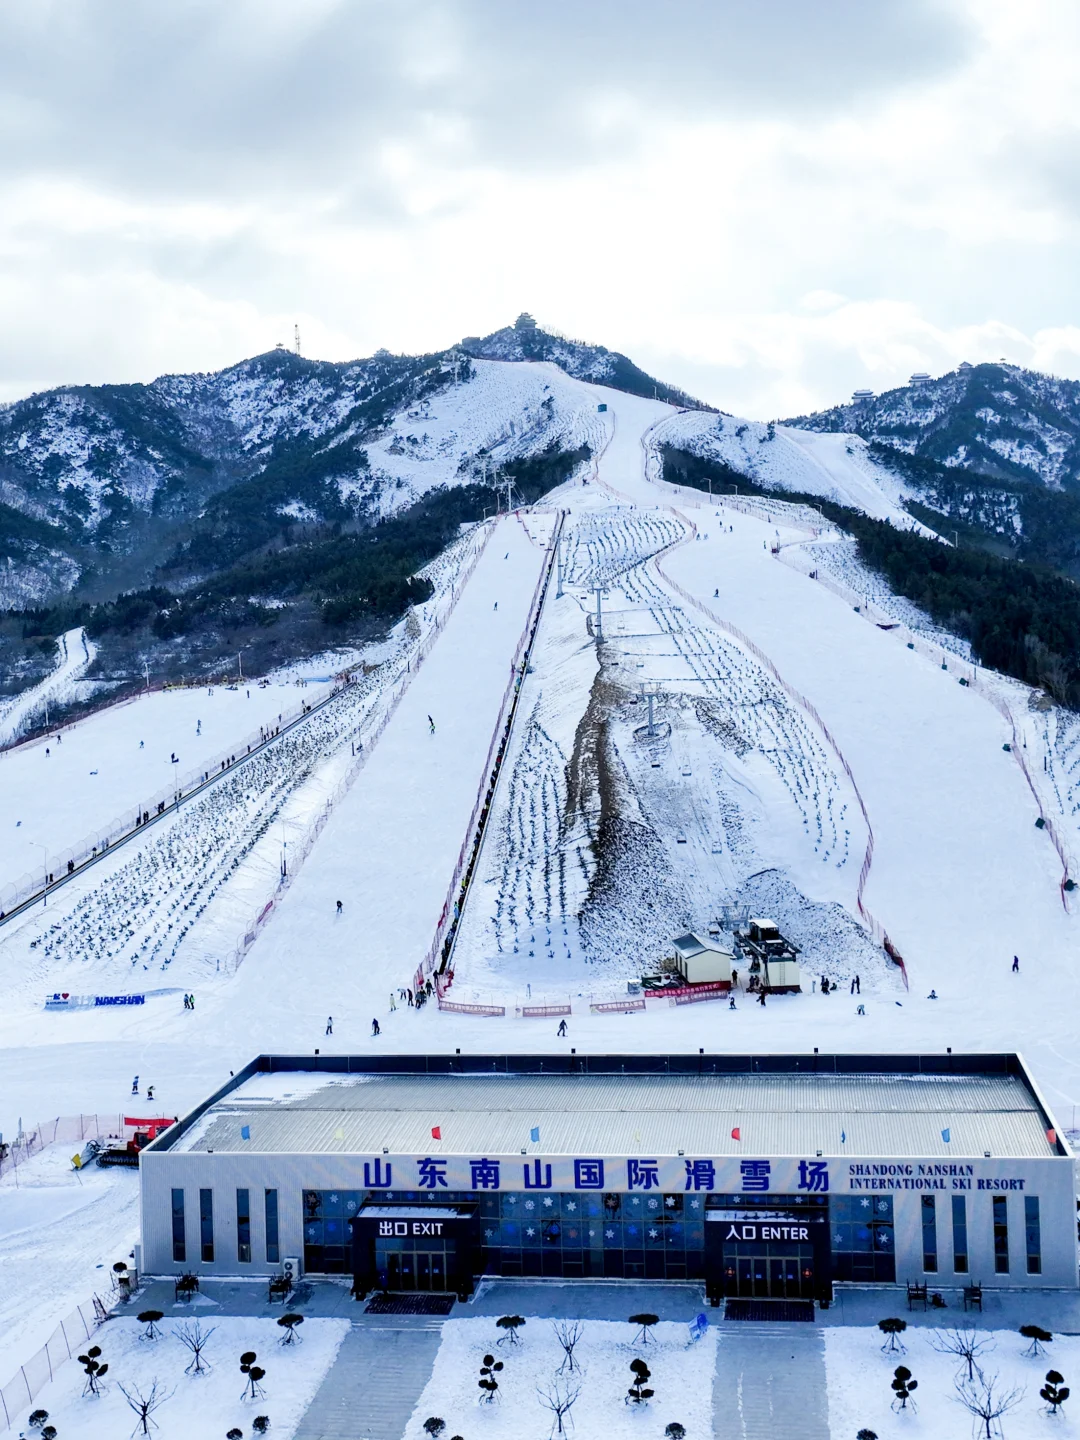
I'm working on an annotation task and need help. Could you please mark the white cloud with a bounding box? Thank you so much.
[0,0,1077,415]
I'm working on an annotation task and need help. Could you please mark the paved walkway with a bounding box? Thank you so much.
[713,1322,829,1440]
[293,1320,444,1440]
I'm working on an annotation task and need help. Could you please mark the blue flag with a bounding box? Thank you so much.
[941,1127,950,1143]
[840,1130,846,1144]
[530,1126,540,1144]
[241,1125,251,1141]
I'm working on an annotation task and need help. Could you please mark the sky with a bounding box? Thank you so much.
[1,0,1079,418]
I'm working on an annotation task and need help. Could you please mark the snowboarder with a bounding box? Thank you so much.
[389,992,396,1011]
[557,1019,568,1037]
[196,720,201,735]
[336,900,343,916]
[1012,954,1020,973]
[714,588,719,597]
[371,1017,381,1036]
[927,989,938,1000]
[131,1076,139,1095]
[850,975,861,995]
[493,601,498,611]
[428,715,435,735]
[757,990,767,1006]
[326,1016,333,1035]
[856,1004,866,1016]
[139,740,144,748]
[728,996,736,1010]
[146,1085,154,1100]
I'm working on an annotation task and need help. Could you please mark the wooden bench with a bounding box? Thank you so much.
[963,1284,983,1312]
[906,1281,928,1311]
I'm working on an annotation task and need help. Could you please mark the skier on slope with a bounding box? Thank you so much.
[1012,954,1020,973]
[326,1016,333,1035]
[371,1017,381,1036]
[131,1076,139,1095]
[427,715,435,735]
[557,1019,567,1037]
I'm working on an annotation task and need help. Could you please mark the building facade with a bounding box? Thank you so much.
[139,1052,1077,1301]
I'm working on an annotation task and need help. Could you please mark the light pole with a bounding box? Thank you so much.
[591,585,605,640]
[144,659,150,691]
[238,648,246,682]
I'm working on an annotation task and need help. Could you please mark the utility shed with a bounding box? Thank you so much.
[671,933,733,985]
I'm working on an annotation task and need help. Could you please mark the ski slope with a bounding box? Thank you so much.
[0,626,95,748]
[3,365,1080,1393]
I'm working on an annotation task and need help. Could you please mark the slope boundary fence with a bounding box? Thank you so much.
[776,543,1076,911]
[0,1296,107,1432]
[0,1112,168,1182]
[636,425,908,986]
[224,521,498,974]
[424,510,566,1000]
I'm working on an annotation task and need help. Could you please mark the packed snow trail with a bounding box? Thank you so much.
[0,514,549,1128]
[0,627,95,748]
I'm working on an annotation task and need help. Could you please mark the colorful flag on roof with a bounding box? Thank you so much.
[431,1125,442,1140]
[530,1126,540,1143]
[941,1127,950,1143]
[731,1127,741,1141]
[240,1125,250,1141]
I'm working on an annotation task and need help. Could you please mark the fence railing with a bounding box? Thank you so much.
[0,680,344,923]
[223,520,497,975]
[0,1113,172,1181]
[423,511,564,998]
[776,544,1077,911]
[0,1294,107,1432]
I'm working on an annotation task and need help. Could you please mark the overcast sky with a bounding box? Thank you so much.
[1,0,1078,417]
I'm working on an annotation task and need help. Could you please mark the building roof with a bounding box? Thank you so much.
[166,1066,1057,1160]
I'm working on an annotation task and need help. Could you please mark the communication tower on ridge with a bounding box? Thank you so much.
[294,324,301,357]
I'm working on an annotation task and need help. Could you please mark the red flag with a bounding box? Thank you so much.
[1047,1128,1057,1146]
[431,1125,442,1140]
[731,1127,741,1141]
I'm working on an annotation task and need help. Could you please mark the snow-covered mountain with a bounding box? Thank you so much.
[785,362,1080,489]
[461,313,706,408]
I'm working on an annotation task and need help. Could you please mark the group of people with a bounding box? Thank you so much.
[182,992,196,1009]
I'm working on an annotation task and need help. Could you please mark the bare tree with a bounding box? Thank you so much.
[174,1320,216,1375]
[537,1376,582,1436]
[955,1373,1024,1440]
[118,1379,173,1437]
[553,1320,583,1374]
[930,1327,995,1383]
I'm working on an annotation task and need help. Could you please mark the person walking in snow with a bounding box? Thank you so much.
[336,900,343,916]
[371,1017,381,1036]
[1012,954,1020,973]
[557,1019,567,1037]
[757,989,767,1006]
[493,601,498,611]
[326,1016,333,1035]
[407,988,414,1007]
[389,992,396,1011]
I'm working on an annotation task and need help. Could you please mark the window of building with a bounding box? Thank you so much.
[829,1195,895,1283]
[921,1195,938,1272]
[1025,1196,1041,1275]
[265,1189,280,1265]
[171,1188,186,1264]
[951,1194,968,1274]
[236,1189,251,1264]
[199,1188,214,1264]
[993,1195,1009,1273]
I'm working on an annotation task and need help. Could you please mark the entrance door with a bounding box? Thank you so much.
[727,1245,815,1299]
[377,1246,450,1292]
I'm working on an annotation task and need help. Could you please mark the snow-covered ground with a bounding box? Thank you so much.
[403,1315,716,1440]
[0,677,322,889]
[5,364,1080,1420]
[0,626,96,749]
[826,1325,1080,1439]
[5,1314,348,1440]
[0,1144,139,1366]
